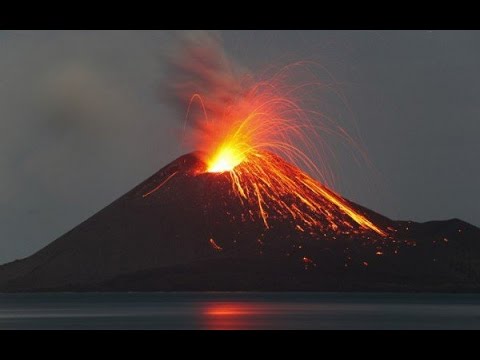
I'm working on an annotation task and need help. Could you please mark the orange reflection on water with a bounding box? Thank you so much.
[202,302,269,330]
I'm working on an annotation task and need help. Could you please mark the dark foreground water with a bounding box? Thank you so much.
[1,292,480,329]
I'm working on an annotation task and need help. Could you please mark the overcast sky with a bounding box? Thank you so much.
[1,30,479,264]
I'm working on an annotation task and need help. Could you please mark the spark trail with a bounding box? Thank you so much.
[194,77,386,237]
[167,34,388,238]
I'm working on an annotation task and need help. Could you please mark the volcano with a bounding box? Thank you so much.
[1,152,480,292]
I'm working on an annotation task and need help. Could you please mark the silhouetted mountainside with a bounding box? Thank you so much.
[1,153,479,292]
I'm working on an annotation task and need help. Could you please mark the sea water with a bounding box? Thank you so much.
[1,292,480,329]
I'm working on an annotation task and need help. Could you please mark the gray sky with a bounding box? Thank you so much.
[1,30,479,264]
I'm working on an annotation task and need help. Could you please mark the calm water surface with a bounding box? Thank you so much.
[1,292,480,329]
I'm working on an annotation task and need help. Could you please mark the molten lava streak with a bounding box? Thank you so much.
[208,150,385,236]
[185,77,387,238]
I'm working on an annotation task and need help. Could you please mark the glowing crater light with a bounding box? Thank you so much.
[207,146,245,173]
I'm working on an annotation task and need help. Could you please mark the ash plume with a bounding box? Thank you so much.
[164,32,250,148]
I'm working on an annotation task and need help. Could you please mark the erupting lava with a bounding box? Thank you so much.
[207,147,243,173]
[168,37,388,238]
[186,78,386,237]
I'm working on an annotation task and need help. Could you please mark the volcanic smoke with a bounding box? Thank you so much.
[163,34,387,239]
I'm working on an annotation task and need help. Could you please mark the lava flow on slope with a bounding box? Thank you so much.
[158,42,390,246]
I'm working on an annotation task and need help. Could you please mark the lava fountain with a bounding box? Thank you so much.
[164,34,387,238]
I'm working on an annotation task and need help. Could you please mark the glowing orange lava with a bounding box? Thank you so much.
[208,146,244,173]
[185,72,387,238]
